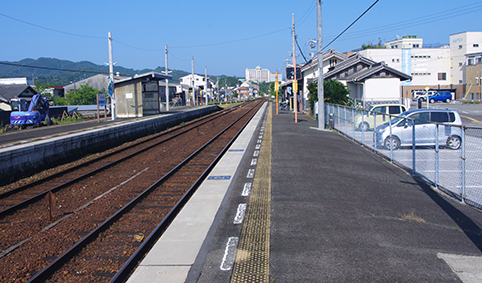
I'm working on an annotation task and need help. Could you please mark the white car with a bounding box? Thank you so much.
[374,109,463,150]
[355,104,407,131]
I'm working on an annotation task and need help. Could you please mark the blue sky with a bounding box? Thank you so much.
[1,0,481,78]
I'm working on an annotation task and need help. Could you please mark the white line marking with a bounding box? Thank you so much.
[247,169,255,178]
[255,144,261,149]
[438,253,482,283]
[257,140,262,143]
[251,158,257,166]
[233,203,247,224]
[258,135,263,139]
[242,183,252,196]
[253,150,259,157]
[220,237,239,271]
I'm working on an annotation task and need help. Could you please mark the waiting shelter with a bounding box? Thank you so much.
[114,72,172,117]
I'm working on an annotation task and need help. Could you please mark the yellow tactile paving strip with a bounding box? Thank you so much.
[231,103,272,283]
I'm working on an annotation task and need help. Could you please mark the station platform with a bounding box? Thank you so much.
[128,102,482,282]
[2,101,481,282]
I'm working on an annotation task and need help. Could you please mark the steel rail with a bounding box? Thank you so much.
[111,100,263,282]
[0,107,238,218]
[0,107,235,200]
[26,100,263,283]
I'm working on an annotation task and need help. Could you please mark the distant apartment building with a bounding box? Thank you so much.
[465,53,482,100]
[450,31,482,86]
[245,66,281,83]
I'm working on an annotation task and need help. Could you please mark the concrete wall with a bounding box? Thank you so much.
[0,106,220,185]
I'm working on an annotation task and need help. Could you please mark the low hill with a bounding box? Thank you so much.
[0,58,190,86]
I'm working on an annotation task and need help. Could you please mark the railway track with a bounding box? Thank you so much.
[0,99,264,282]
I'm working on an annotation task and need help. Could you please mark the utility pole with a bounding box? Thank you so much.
[205,66,208,105]
[317,0,324,129]
[191,56,195,106]
[108,32,116,120]
[275,71,279,115]
[164,44,171,111]
[292,13,298,123]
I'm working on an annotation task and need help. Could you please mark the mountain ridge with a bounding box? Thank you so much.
[0,57,192,86]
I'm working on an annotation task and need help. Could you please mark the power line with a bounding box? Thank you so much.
[0,12,104,39]
[321,0,380,52]
[170,27,290,49]
[323,2,482,44]
[0,61,107,75]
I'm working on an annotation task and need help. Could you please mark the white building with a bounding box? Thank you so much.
[178,74,213,104]
[450,31,482,85]
[178,74,209,89]
[358,47,451,89]
[245,66,280,82]
[385,35,423,49]
[0,77,33,85]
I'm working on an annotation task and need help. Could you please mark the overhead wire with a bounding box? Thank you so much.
[323,2,482,44]
[0,12,104,39]
[321,0,380,53]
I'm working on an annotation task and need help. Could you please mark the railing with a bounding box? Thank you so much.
[325,103,482,209]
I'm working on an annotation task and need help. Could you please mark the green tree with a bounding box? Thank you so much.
[258,81,270,95]
[57,84,105,105]
[307,79,352,114]
[32,82,54,100]
[361,38,385,49]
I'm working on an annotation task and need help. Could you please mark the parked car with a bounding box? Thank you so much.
[412,90,436,101]
[374,109,463,150]
[355,104,407,131]
[428,91,452,103]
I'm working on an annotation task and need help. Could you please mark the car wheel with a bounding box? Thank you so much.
[429,98,435,103]
[359,122,369,131]
[445,98,451,103]
[446,135,461,150]
[384,136,400,150]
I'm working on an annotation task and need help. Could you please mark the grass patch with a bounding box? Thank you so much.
[399,211,426,223]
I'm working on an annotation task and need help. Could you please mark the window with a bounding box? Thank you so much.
[389,106,402,114]
[474,44,479,47]
[430,112,449,123]
[477,77,480,85]
[459,45,463,49]
[411,112,430,125]
[438,73,446,80]
[459,62,463,67]
[413,44,420,48]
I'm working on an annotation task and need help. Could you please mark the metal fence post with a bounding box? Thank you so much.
[461,126,466,203]
[388,115,393,162]
[435,124,439,187]
[412,119,416,172]
[344,106,347,134]
[352,108,355,138]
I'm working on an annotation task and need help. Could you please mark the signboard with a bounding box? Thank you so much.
[98,94,106,106]
[286,67,302,80]
[108,78,114,98]
[275,81,279,91]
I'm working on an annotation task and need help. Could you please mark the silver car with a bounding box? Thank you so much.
[374,109,463,150]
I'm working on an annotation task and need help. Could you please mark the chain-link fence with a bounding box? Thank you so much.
[325,103,482,209]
